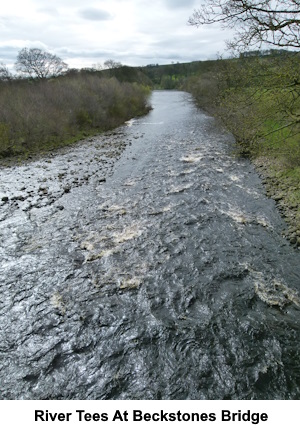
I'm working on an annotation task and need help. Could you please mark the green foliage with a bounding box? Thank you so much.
[76,110,92,129]
[0,123,11,156]
[140,60,218,89]
[185,54,300,163]
[185,53,300,239]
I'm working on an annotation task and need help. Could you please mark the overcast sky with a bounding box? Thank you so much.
[0,0,233,70]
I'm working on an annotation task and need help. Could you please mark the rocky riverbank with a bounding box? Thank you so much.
[254,156,300,248]
[0,127,144,215]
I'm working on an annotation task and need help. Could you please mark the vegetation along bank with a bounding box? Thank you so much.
[183,52,300,247]
[0,49,151,162]
[185,0,300,247]
[0,44,299,245]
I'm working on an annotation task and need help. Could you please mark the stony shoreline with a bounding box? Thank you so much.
[0,127,145,215]
[1,123,299,250]
[254,156,300,248]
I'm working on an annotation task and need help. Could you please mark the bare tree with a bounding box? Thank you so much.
[188,0,300,51]
[15,48,68,79]
[0,63,12,81]
[91,62,104,71]
[103,59,122,69]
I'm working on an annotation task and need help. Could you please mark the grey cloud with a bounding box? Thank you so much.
[57,48,115,59]
[0,46,20,62]
[78,8,112,21]
[163,0,196,9]
[48,41,222,68]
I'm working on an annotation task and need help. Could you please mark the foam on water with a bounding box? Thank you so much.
[1,90,299,400]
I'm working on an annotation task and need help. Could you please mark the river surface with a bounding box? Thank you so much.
[0,90,300,400]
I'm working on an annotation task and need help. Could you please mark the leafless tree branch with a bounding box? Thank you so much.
[15,48,68,79]
[188,0,300,51]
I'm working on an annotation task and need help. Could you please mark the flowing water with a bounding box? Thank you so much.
[0,90,300,400]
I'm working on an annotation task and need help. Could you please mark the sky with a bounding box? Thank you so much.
[0,0,233,71]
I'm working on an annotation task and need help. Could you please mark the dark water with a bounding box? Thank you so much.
[0,91,299,400]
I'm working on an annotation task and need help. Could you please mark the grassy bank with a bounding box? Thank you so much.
[0,73,151,161]
[253,120,300,245]
[185,54,300,246]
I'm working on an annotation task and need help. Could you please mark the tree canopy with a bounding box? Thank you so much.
[188,0,300,51]
[103,59,123,69]
[15,48,68,79]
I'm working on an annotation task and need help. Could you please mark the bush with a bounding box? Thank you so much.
[185,55,300,164]
[0,74,151,158]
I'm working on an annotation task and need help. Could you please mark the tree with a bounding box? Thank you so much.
[0,63,12,81]
[103,59,122,69]
[15,48,68,79]
[188,0,300,51]
[91,62,104,71]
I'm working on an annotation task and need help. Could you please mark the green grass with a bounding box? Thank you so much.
[253,127,300,243]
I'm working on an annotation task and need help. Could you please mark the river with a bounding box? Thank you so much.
[0,90,299,400]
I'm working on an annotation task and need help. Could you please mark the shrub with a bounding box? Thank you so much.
[0,74,150,158]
